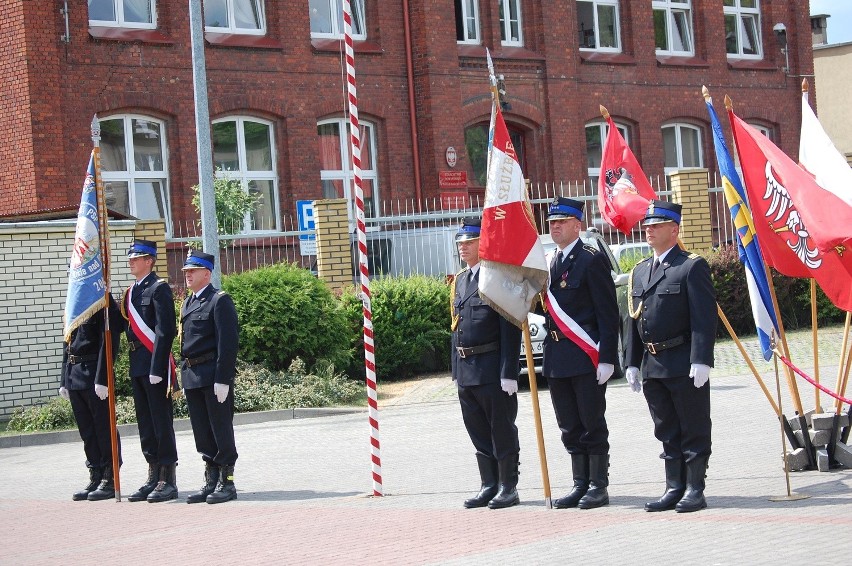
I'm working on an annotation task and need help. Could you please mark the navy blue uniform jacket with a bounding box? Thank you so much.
[62,295,125,390]
[124,272,177,379]
[180,285,239,390]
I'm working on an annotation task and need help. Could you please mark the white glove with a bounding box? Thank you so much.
[94,384,108,400]
[500,379,518,396]
[626,366,642,393]
[596,363,615,385]
[59,386,70,401]
[690,364,711,388]
[149,375,163,385]
[214,383,230,403]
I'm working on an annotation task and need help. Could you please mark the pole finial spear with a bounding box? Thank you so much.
[702,85,711,102]
[724,94,733,111]
[599,105,610,120]
[801,78,809,93]
[91,115,101,145]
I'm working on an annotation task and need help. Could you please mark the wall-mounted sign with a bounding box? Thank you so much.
[445,146,457,168]
[439,170,467,189]
[440,191,468,210]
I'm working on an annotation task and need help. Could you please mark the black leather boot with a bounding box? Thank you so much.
[187,462,220,504]
[645,458,685,512]
[207,465,237,504]
[554,454,589,509]
[128,463,159,502]
[487,455,519,509]
[676,456,708,513]
[147,463,178,502]
[464,454,499,508]
[87,465,115,501]
[578,454,609,509]
[73,466,102,501]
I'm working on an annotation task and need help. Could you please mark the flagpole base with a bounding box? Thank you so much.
[768,493,810,502]
[544,497,552,509]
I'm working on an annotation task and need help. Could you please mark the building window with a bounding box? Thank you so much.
[204,0,266,34]
[99,115,171,233]
[662,123,703,175]
[586,121,629,186]
[577,1,620,51]
[455,0,480,44]
[499,0,523,46]
[465,123,526,187]
[89,0,156,28]
[653,0,693,55]
[724,0,761,58]
[317,118,379,219]
[310,0,365,39]
[212,117,280,232]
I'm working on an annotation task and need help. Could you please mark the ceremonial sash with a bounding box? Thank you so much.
[127,284,179,397]
[543,289,600,367]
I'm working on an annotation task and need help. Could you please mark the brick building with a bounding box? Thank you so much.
[1,1,813,234]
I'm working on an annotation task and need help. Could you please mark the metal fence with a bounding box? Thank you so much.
[165,172,737,286]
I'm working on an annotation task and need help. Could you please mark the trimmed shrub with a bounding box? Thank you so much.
[341,276,452,381]
[7,398,75,432]
[223,263,353,372]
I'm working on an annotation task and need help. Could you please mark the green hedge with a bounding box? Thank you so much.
[341,276,452,381]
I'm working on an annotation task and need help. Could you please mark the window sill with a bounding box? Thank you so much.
[655,54,710,68]
[727,58,776,71]
[205,33,283,49]
[580,51,635,65]
[311,39,383,54]
[488,46,544,61]
[88,26,174,45]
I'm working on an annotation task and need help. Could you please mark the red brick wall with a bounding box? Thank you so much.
[1,0,814,223]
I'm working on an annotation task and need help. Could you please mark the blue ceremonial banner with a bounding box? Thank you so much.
[63,151,106,342]
[705,97,779,361]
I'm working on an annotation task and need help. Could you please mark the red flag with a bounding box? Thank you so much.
[479,106,548,327]
[597,114,658,234]
[729,109,852,311]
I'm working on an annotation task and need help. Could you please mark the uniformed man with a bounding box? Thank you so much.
[122,239,179,503]
[180,250,240,504]
[624,200,716,513]
[60,295,125,501]
[451,218,523,509]
[542,197,619,510]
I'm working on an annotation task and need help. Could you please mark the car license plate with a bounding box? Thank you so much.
[520,341,543,356]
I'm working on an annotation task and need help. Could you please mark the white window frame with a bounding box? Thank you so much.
[585,120,629,182]
[724,0,762,59]
[456,0,481,44]
[318,118,380,221]
[662,122,703,176]
[653,0,694,56]
[577,0,621,53]
[88,0,157,29]
[499,0,523,47]
[204,0,267,35]
[98,114,172,234]
[310,0,366,40]
[211,116,281,233]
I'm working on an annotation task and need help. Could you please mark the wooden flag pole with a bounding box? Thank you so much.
[835,312,852,414]
[811,280,821,412]
[522,320,552,508]
[91,115,121,501]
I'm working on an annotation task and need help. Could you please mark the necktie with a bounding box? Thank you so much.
[186,294,196,309]
[651,258,661,277]
[551,250,563,280]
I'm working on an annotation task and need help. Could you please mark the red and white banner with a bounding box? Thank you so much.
[729,110,852,311]
[478,105,548,328]
[598,114,658,235]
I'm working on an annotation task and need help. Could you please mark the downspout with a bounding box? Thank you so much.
[402,0,423,206]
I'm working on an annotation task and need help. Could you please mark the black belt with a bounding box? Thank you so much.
[549,326,594,342]
[644,335,686,355]
[456,342,499,359]
[128,339,144,352]
[68,353,98,364]
[183,351,216,367]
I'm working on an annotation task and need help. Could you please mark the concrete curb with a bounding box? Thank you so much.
[0,406,364,449]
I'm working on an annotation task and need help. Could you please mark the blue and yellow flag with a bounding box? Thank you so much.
[63,152,106,342]
[706,96,778,360]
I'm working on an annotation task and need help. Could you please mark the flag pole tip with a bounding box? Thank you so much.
[599,105,610,119]
[724,94,733,111]
[801,78,809,93]
[702,85,711,101]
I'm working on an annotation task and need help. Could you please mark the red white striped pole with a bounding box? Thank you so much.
[343,0,382,496]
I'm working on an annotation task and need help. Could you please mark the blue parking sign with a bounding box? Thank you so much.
[296,200,316,255]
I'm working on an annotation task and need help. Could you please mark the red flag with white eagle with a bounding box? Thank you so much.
[728,106,852,311]
[597,110,658,235]
[478,103,548,328]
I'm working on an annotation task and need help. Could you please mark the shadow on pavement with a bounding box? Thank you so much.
[236,489,362,502]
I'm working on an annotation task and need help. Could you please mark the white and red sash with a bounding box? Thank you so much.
[127,284,179,395]
[544,249,600,366]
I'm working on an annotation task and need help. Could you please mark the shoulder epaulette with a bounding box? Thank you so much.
[637,256,653,265]
[217,290,227,296]
[455,267,470,278]
[687,252,700,260]
[582,244,597,254]
[158,278,168,283]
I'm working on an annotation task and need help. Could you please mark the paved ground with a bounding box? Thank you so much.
[2,326,851,565]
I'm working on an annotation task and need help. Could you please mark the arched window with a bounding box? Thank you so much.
[585,120,629,187]
[662,123,703,175]
[212,116,280,232]
[317,118,379,218]
[99,114,171,234]
[464,122,527,188]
